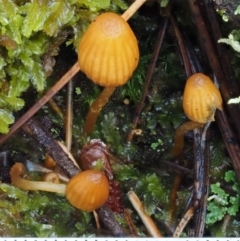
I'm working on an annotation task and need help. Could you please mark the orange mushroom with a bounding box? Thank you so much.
[78,12,139,135]
[10,163,109,212]
[172,73,223,157]
[183,73,222,123]
[65,169,109,212]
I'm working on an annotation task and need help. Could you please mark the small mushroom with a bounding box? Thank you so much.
[10,163,66,194]
[78,12,139,135]
[10,163,109,212]
[66,169,109,212]
[172,73,223,157]
[183,73,222,123]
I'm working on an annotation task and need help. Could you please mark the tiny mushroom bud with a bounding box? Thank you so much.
[66,169,109,212]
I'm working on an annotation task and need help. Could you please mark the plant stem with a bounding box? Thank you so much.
[127,190,162,237]
[65,80,73,151]
[121,0,147,21]
[171,121,204,158]
[83,87,116,135]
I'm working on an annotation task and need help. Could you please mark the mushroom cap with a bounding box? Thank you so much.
[78,12,139,87]
[66,169,109,212]
[183,73,222,123]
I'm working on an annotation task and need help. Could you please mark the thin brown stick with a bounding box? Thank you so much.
[127,17,169,142]
[202,0,240,97]
[48,98,65,120]
[216,108,240,183]
[21,118,80,178]
[121,0,147,21]
[192,123,210,236]
[0,62,80,145]
[173,207,194,237]
[127,190,163,237]
[170,15,192,78]
[65,80,73,150]
[168,173,182,230]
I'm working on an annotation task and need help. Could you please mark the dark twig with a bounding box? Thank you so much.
[65,80,74,151]
[216,109,240,183]
[127,17,169,143]
[192,125,210,236]
[21,118,80,178]
[202,0,240,98]
[170,14,192,77]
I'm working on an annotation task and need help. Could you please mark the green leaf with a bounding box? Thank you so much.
[43,1,75,36]
[31,58,45,91]
[0,93,25,111]
[228,196,240,216]
[21,0,49,38]
[218,34,240,53]
[234,5,240,15]
[0,109,14,133]
[112,0,128,10]
[77,0,111,11]
[1,0,23,44]
[206,202,227,224]
[210,182,229,204]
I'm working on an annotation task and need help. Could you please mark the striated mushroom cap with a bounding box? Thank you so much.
[78,12,139,87]
[183,73,222,123]
[66,169,109,212]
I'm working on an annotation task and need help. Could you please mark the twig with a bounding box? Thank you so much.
[192,123,210,236]
[216,108,240,183]
[202,0,240,98]
[127,190,162,237]
[97,205,127,237]
[124,208,139,236]
[127,17,169,143]
[48,98,65,120]
[21,118,80,178]
[170,14,192,78]
[168,173,182,230]
[173,206,194,237]
[65,80,73,150]
[121,0,147,21]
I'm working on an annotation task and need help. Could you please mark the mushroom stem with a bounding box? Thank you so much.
[127,190,162,237]
[10,163,66,194]
[122,0,148,21]
[83,86,116,135]
[172,121,204,158]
